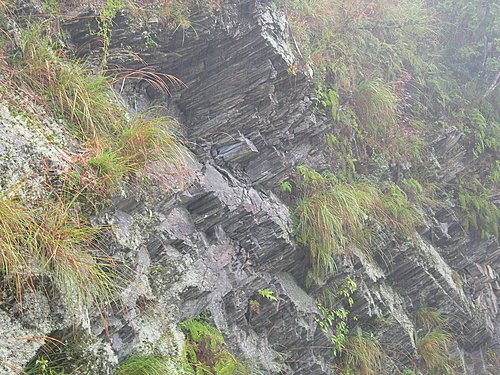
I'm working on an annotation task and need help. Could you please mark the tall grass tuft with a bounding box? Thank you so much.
[417,329,454,374]
[415,308,445,332]
[0,196,119,311]
[293,166,420,282]
[352,78,399,137]
[12,25,188,195]
[295,184,380,281]
[15,24,126,139]
[342,335,383,375]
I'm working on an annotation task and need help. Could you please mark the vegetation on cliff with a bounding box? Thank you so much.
[0,0,498,374]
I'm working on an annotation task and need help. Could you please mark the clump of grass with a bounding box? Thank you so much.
[14,24,126,139]
[88,148,134,185]
[415,307,445,333]
[294,166,420,282]
[0,197,32,298]
[120,114,185,169]
[352,78,399,137]
[414,308,455,374]
[342,335,383,375]
[379,185,422,238]
[295,182,380,281]
[0,196,119,311]
[114,354,189,375]
[11,25,187,195]
[417,329,454,374]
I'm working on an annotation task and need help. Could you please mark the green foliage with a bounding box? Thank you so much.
[341,335,382,375]
[180,318,248,375]
[417,330,455,375]
[97,0,125,66]
[464,108,500,158]
[380,185,422,238]
[457,180,499,239]
[402,178,423,197]
[0,197,119,311]
[15,24,125,138]
[279,180,292,193]
[352,78,398,138]
[294,167,420,282]
[114,354,190,375]
[257,288,278,302]
[25,357,66,375]
[89,149,133,183]
[278,0,438,161]
[11,25,186,195]
[414,308,456,374]
[317,303,350,356]
[115,355,166,375]
[415,308,445,333]
[316,277,357,356]
[317,85,340,121]
[295,183,377,281]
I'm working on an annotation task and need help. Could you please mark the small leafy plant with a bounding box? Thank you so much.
[316,277,357,356]
[257,288,278,302]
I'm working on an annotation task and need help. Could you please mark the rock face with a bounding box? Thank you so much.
[1,0,498,374]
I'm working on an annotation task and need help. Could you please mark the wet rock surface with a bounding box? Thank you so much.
[1,0,499,374]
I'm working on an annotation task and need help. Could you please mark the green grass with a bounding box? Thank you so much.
[11,24,187,195]
[0,197,119,311]
[415,308,445,333]
[295,183,379,281]
[352,78,399,137]
[0,197,33,298]
[114,355,186,375]
[294,167,420,282]
[89,149,133,184]
[341,335,382,375]
[15,24,125,139]
[417,329,455,374]
[379,185,421,238]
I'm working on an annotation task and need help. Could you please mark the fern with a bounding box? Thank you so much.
[257,288,278,302]
[180,318,248,375]
[457,181,499,239]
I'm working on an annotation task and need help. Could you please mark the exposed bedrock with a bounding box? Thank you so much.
[1,0,498,374]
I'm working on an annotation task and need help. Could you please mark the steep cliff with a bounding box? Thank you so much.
[0,0,498,374]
